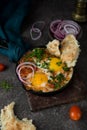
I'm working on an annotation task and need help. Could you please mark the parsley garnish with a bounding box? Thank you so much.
[63,65,70,71]
[49,73,65,89]
[56,73,65,83]
[56,61,62,66]
[29,48,44,60]
[0,80,13,91]
[54,82,61,89]
[41,62,49,69]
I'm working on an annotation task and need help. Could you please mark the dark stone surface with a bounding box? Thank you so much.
[26,70,87,111]
[0,0,87,130]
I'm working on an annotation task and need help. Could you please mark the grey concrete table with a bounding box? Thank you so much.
[0,0,87,130]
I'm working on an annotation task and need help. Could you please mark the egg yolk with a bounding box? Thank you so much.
[49,57,63,72]
[31,72,48,87]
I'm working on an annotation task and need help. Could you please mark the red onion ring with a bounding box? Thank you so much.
[49,20,81,40]
[50,20,61,33]
[32,21,45,31]
[64,24,78,34]
[30,21,45,40]
[30,28,42,40]
[18,65,34,79]
[16,62,36,73]
[16,62,36,85]
[17,65,34,85]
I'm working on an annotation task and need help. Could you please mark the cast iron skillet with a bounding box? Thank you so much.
[17,45,74,96]
[25,74,73,96]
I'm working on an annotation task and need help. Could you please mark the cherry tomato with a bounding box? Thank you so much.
[0,63,6,72]
[69,105,82,121]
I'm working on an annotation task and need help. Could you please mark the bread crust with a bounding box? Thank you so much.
[0,102,36,130]
[46,39,60,57]
[61,34,80,67]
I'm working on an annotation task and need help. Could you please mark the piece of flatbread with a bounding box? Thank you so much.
[46,39,60,57]
[61,34,80,67]
[0,102,36,130]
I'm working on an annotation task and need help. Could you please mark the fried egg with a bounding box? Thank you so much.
[49,57,63,72]
[29,57,64,89]
[18,51,73,92]
[31,72,48,88]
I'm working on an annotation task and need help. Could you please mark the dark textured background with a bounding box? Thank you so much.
[0,0,87,130]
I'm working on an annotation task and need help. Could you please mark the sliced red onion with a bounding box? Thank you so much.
[64,24,78,34]
[30,21,45,40]
[30,28,42,41]
[32,27,41,33]
[49,20,81,41]
[17,65,34,85]
[16,62,36,73]
[54,34,63,41]
[50,20,61,33]
[32,21,45,31]
[16,62,36,85]
[18,65,34,79]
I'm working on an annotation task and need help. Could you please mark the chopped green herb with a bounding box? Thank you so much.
[50,75,55,80]
[0,80,13,91]
[35,62,41,66]
[48,79,52,83]
[56,73,65,83]
[24,54,31,61]
[48,73,65,89]
[49,69,54,73]
[48,57,51,60]
[41,62,49,69]
[29,48,44,60]
[63,65,70,71]
[54,82,61,89]
[56,61,62,66]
